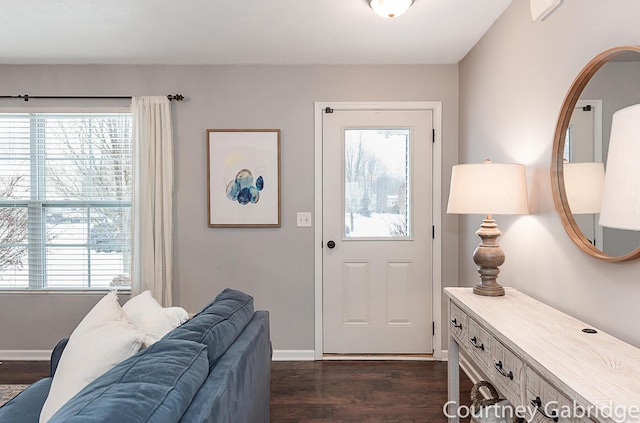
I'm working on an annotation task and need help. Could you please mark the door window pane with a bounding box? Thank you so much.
[344,129,410,238]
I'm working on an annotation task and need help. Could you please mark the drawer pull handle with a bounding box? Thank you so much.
[470,336,485,351]
[450,318,462,329]
[493,360,513,380]
[531,396,558,422]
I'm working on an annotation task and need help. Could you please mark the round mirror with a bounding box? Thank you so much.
[552,45,640,262]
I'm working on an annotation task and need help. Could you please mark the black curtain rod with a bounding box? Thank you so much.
[0,94,184,102]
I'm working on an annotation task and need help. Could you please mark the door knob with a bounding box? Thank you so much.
[327,240,336,249]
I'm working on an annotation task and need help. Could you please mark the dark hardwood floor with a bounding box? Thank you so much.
[0,360,49,384]
[1,360,473,422]
[270,360,473,423]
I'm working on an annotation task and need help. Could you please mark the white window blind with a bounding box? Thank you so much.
[0,112,132,289]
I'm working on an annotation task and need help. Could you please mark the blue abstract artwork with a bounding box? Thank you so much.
[226,169,264,205]
[207,129,280,227]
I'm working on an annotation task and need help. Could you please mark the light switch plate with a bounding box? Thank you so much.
[296,212,312,227]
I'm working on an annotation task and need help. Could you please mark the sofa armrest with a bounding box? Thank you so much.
[50,338,69,377]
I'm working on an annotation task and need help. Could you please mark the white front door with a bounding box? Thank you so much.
[322,108,433,354]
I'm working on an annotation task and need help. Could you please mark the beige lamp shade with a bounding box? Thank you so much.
[447,162,530,215]
[563,162,605,214]
[599,104,640,230]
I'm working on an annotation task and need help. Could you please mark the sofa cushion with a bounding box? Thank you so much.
[0,378,52,423]
[164,288,254,368]
[48,339,209,423]
[179,311,272,423]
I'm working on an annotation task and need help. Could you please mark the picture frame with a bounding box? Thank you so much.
[207,129,281,228]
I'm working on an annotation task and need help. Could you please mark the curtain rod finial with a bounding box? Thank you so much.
[167,94,184,102]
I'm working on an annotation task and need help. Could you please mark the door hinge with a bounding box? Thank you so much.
[325,107,334,114]
[583,105,592,111]
[432,321,435,336]
[432,128,435,143]
[432,226,435,239]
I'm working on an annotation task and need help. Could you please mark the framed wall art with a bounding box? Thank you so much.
[207,129,281,227]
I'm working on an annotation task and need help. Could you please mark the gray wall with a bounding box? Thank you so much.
[0,65,459,351]
[459,0,640,347]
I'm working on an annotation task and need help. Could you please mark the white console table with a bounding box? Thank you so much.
[445,287,640,423]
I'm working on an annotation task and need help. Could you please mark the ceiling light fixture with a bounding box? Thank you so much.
[366,0,415,18]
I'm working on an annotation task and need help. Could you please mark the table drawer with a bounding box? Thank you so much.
[467,318,492,368]
[449,302,468,344]
[489,337,524,405]
[525,367,588,423]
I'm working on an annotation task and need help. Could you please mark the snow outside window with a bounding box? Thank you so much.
[0,112,132,289]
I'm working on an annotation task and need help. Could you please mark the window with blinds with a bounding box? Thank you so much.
[0,112,132,289]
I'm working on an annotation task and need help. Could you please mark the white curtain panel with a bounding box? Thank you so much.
[131,96,174,306]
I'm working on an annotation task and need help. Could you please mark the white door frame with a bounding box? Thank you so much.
[574,99,603,249]
[313,101,443,360]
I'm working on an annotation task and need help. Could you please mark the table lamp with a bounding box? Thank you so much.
[599,104,640,231]
[447,160,529,296]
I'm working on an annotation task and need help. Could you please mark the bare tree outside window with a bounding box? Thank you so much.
[0,112,132,289]
[46,116,131,249]
[344,129,410,238]
[0,176,28,274]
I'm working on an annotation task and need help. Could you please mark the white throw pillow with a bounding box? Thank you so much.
[122,290,163,321]
[39,292,144,423]
[123,290,189,346]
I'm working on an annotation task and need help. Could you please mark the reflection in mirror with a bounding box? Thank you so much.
[563,161,604,247]
[552,46,640,262]
[564,98,604,248]
[599,104,640,236]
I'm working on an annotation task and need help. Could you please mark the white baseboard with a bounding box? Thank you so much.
[0,350,51,361]
[322,355,436,361]
[272,349,315,361]
[273,350,450,362]
[0,348,451,364]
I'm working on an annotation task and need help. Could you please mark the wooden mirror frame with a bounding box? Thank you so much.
[551,45,640,262]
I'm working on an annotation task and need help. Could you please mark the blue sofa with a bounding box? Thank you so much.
[0,288,272,423]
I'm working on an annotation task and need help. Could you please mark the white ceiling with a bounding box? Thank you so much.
[0,0,512,65]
